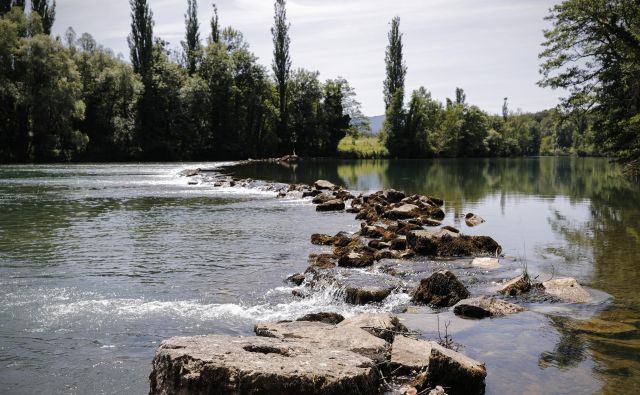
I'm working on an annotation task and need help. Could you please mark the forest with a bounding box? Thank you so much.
[0,0,637,170]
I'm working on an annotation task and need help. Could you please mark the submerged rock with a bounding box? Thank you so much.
[345,285,393,305]
[542,277,591,303]
[470,257,500,270]
[296,312,345,325]
[316,199,345,212]
[149,334,382,395]
[411,270,470,307]
[453,296,525,319]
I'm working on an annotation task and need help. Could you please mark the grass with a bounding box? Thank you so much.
[337,135,389,159]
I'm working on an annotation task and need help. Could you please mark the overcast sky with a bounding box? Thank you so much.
[52,0,563,116]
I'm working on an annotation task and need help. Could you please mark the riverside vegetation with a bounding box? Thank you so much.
[1,0,639,175]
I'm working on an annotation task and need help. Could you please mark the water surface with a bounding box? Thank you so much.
[1,158,639,394]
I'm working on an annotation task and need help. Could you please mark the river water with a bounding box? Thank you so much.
[0,158,638,394]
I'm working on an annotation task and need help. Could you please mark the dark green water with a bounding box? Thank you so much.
[0,158,639,394]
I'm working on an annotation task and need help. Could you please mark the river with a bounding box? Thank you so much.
[0,158,638,394]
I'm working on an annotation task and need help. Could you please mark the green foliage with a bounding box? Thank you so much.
[271,0,291,154]
[383,16,407,157]
[182,0,200,75]
[539,0,640,174]
[337,135,389,159]
[30,0,54,35]
[127,0,153,77]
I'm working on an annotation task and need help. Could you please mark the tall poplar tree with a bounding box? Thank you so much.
[30,0,55,34]
[127,0,154,78]
[182,0,200,74]
[383,16,407,157]
[271,0,291,153]
[210,3,219,43]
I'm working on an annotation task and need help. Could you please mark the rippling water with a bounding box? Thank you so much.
[1,158,639,394]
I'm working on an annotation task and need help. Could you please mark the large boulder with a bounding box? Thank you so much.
[453,296,525,319]
[316,199,345,212]
[542,277,591,303]
[149,334,382,395]
[411,270,470,307]
[383,189,406,203]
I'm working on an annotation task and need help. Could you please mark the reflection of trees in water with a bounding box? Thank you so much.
[539,316,588,370]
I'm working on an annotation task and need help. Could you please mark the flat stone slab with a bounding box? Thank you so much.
[150,335,382,395]
[390,335,432,372]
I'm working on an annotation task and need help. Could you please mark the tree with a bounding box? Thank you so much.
[271,0,291,154]
[539,0,640,174]
[30,0,55,34]
[405,87,441,157]
[210,3,219,43]
[502,97,508,120]
[455,87,466,105]
[383,16,407,157]
[182,0,200,74]
[127,0,154,78]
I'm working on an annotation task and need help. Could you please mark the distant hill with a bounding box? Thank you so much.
[368,115,385,135]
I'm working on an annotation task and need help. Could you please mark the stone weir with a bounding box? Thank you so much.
[150,171,594,394]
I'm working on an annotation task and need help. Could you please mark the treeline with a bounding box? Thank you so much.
[379,17,597,159]
[0,0,362,162]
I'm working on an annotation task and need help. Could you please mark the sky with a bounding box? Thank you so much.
[52,0,564,116]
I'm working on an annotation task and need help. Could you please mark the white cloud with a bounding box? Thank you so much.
[52,0,563,115]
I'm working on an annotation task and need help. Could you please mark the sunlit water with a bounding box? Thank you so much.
[1,158,639,394]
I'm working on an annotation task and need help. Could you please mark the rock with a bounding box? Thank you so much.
[308,253,337,269]
[400,341,485,395]
[383,189,406,203]
[566,318,636,335]
[314,179,338,190]
[442,225,460,233]
[287,273,305,286]
[390,236,407,250]
[453,296,525,318]
[149,334,382,395]
[311,233,333,245]
[390,335,431,372]
[296,312,345,325]
[345,285,393,305]
[360,224,392,239]
[411,270,470,307]
[302,189,322,198]
[470,257,500,270]
[179,168,200,177]
[316,199,345,212]
[333,189,354,201]
[312,193,333,204]
[374,249,400,260]
[368,239,392,250]
[427,342,486,395]
[542,277,591,303]
[407,230,502,257]
[338,250,376,268]
[465,213,485,227]
[498,274,531,296]
[256,314,401,361]
[384,204,421,220]
[428,386,447,395]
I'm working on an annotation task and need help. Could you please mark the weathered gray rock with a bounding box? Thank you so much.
[390,335,431,372]
[453,296,525,319]
[498,274,531,296]
[149,334,382,395]
[314,179,338,190]
[542,277,591,303]
[316,199,345,212]
[312,193,333,204]
[411,270,470,307]
[427,342,486,395]
[345,285,393,305]
[464,213,485,227]
[296,312,344,324]
[308,253,337,269]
